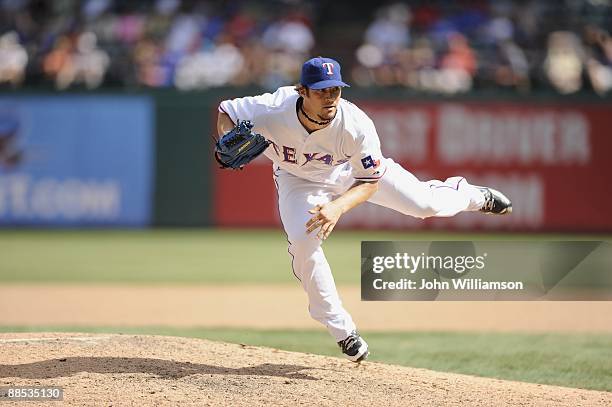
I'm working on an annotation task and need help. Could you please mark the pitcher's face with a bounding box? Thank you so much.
[303,86,342,121]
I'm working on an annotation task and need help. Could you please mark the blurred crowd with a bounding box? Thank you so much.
[352,1,612,95]
[0,0,611,95]
[0,0,316,90]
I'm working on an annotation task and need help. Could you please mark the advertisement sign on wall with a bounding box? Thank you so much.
[348,101,610,231]
[0,96,154,226]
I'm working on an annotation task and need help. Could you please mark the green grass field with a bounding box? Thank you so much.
[2,325,611,392]
[1,229,611,392]
[1,229,610,284]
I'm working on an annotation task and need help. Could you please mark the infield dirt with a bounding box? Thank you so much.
[1,333,611,406]
[1,284,612,332]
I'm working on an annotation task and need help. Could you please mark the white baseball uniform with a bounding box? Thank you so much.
[219,86,485,342]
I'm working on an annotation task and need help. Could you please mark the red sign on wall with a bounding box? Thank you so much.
[213,101,612,232]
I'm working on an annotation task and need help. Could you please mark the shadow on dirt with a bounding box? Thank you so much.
[0,357,319,381]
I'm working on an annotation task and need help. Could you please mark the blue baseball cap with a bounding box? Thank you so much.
[300,57,350,89]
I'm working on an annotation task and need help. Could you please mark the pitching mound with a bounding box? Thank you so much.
[0,333,610,406]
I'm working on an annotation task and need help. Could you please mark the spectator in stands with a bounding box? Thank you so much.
[260,13,315,89]
[73,31,110,89]
[352,2,411,87]
[364,2,411,53]
[43,35,74,87]
[492,39,530,91]
[437,32,477,93]
[174,38,245,90]
[132,37,166,87]
[478,13,531,92]
[584,25,612,95]
[544,31,585,94]
[45,31,109,89]
[0,31,28,86]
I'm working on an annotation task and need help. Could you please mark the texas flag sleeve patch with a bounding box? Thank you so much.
[361,155,380,169]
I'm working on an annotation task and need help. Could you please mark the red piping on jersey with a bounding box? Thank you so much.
[273,168,302,283]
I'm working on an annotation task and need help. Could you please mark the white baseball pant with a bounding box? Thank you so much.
[273,158,484,342]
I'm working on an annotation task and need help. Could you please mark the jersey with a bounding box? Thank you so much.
[218,86,387,185]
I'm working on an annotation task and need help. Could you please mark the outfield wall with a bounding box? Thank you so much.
[1,89,611,231]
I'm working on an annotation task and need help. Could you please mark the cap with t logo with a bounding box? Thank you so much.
[300,57,350,89]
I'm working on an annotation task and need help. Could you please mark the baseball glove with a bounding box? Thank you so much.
[214,120,270,170]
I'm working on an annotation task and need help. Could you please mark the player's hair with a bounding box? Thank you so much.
[294,84,310,96]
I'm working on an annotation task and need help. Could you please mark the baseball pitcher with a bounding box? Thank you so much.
[216,57,511,362]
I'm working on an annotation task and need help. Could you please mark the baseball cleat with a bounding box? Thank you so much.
[338,331,369,362]
[478,186,512,215]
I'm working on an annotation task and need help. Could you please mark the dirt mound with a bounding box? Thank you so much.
[0,333,610,406]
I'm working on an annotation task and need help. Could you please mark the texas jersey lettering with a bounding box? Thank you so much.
[219,86,386,184]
